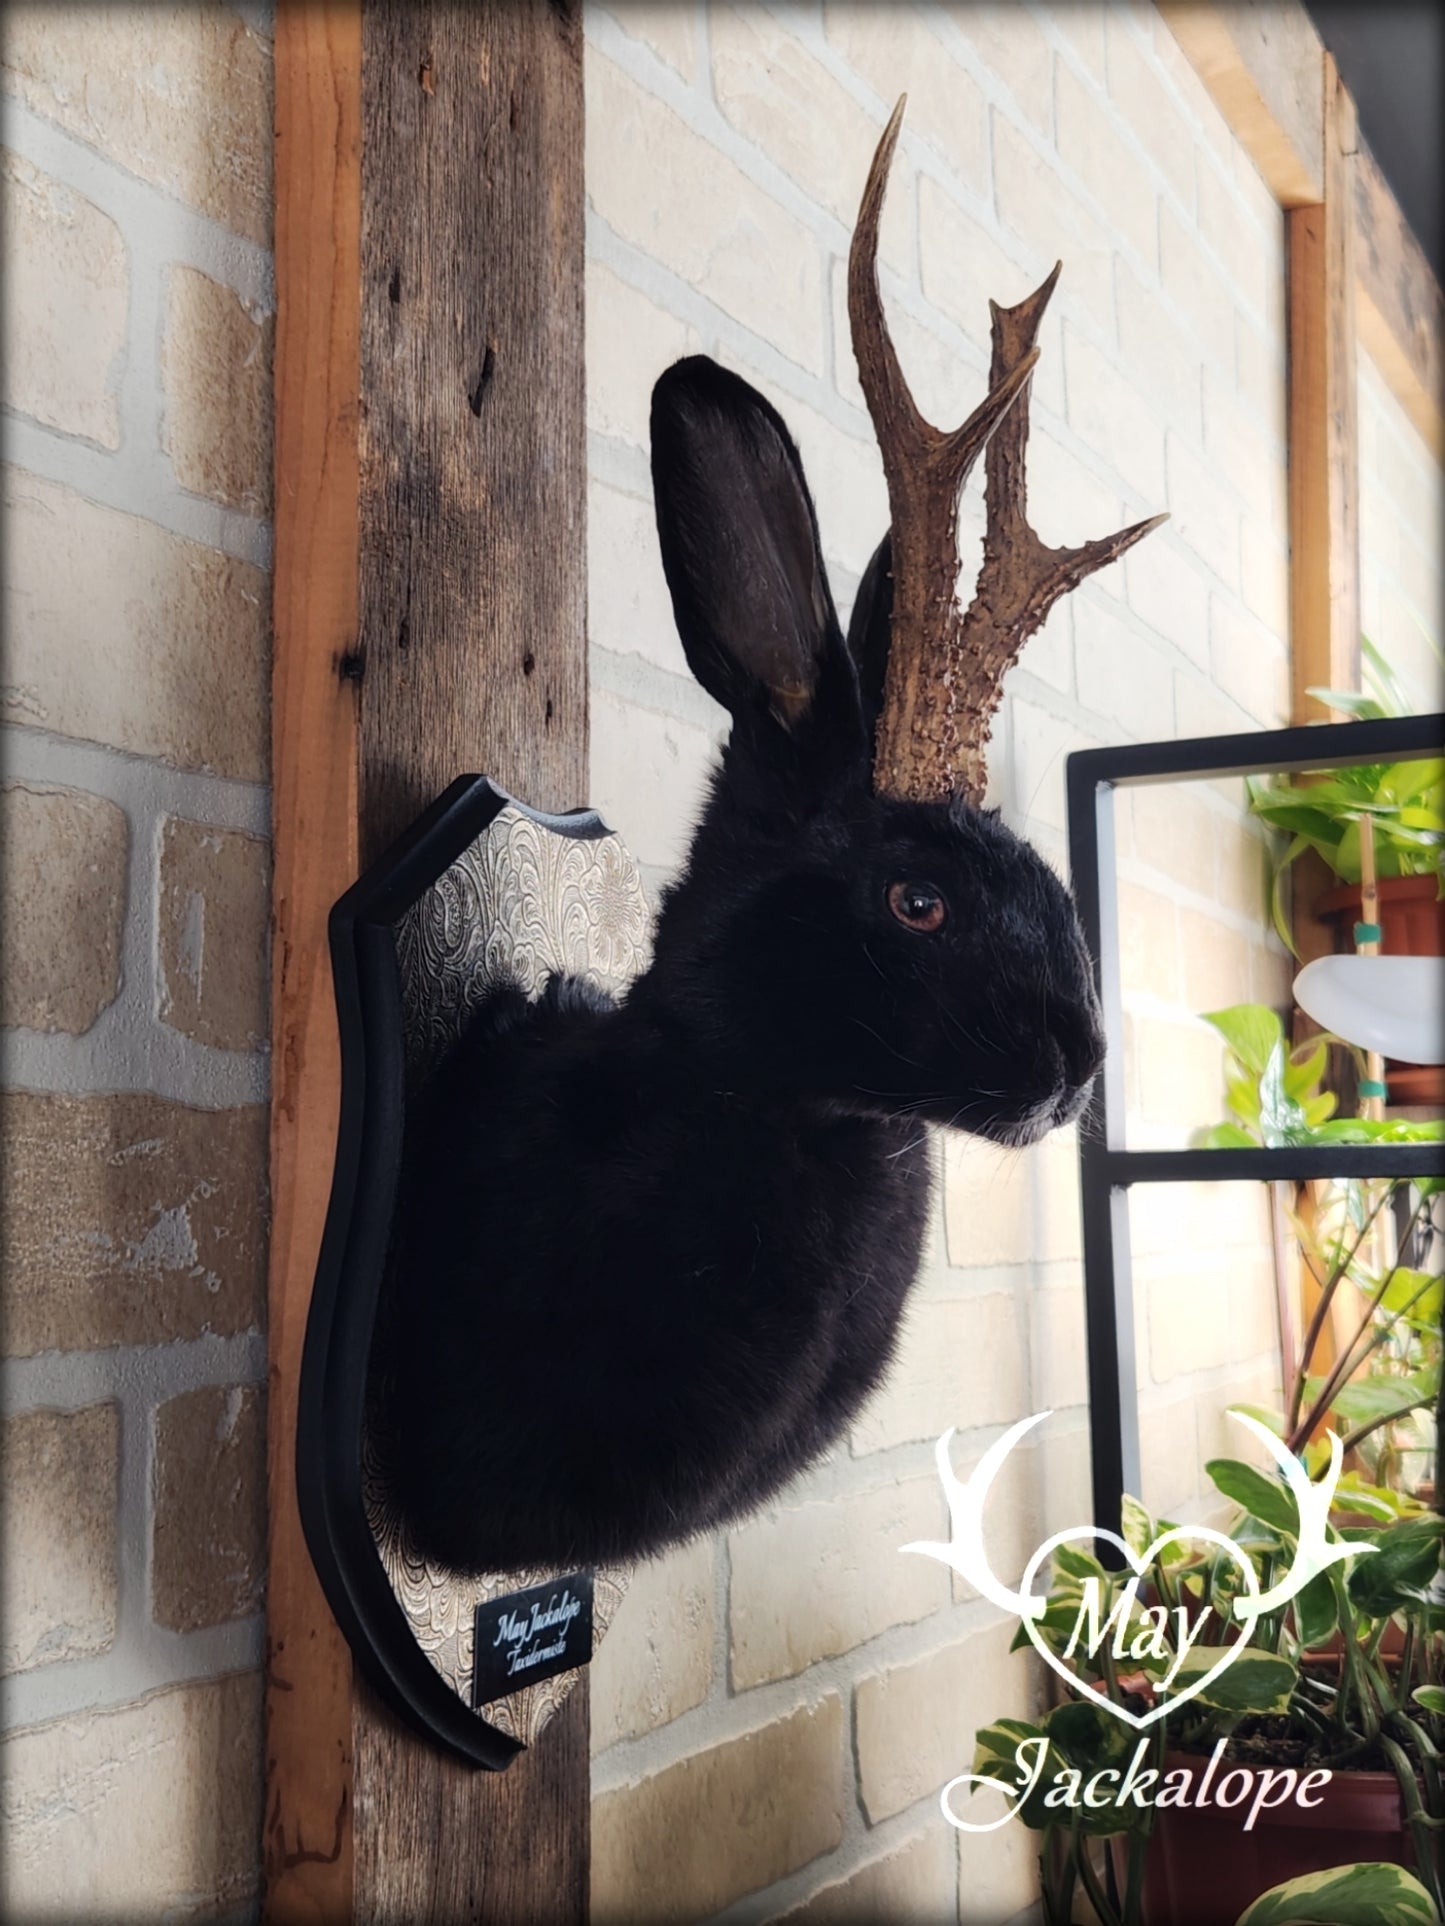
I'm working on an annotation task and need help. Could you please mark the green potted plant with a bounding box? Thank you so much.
[1245,641,1445,963]
[965,1005,1443,1924]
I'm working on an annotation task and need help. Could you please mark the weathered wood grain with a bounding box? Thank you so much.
[1354,137,1445,462]
[352,3,590,1919]
[266,5,362,1920]
[270,1,589,1919]
[1288,54,1360,720]
[1158,0,1324,206]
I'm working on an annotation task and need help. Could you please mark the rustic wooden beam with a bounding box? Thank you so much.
[268,2,589,1919]
[1287,53,1361,721]
[266,5,361,1918]
[1354,136,1445,463]
[1157,0,1324,206]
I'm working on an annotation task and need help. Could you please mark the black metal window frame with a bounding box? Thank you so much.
[1064,710,1445,1539]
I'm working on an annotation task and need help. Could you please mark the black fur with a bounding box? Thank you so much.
[392,356,1105,1574]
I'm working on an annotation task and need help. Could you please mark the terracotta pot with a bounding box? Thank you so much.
[1315,875,1445,957]
[1314,876,1445,1101]
[1130,1753,1412,1926]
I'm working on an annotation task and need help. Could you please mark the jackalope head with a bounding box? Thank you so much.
[852,98,1168,804]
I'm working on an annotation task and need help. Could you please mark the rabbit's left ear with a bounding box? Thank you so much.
[651,357,847,730]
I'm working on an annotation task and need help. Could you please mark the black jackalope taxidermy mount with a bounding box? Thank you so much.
[395,101,1166,1574]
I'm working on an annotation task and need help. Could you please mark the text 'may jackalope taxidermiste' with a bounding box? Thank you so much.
[392,99,1167,1575]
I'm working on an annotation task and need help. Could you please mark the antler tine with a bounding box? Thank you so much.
[852,107,1168,804]
[847,96,927,465]
[852,100,1042,803]
[945,270,1171,801]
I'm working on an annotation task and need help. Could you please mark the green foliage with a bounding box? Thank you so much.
[1235,1862,1441,1926]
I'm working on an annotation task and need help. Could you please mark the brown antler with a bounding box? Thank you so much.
[850,99,1168,804]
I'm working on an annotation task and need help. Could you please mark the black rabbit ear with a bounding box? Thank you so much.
[651,357,843,729]
[846,535,893,738]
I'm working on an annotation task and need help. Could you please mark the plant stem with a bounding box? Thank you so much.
[1287,1181,1397,1433]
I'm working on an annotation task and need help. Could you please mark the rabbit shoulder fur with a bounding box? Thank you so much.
[393,357,1104,1575]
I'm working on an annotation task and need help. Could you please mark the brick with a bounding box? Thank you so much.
[855,1620,1028,1824]
[1212,819,1270,925]
[3,5,273,246]
[586,53,824,374]
[1124,527,1209,669]
[1251,939,1291,1009]
[152,1384,265,1632]
[824,4,988,197]
[1129,781,1216,890]
[589,688,719,875]
[852,1297,1029,1453]
[589,1537,713,1751]
[1026,426,1126,575]
[1236,314,1285,429]
[1210,596,1289,727]
[1133,1014,1227,1134]
[591,1698,843,1923]
[1180,905,1254,1013]
[917,180,1028,361]
[1160,201,1235,373]
[1074,596,1175,739]
[777,1826,956,1923]
[1007,697,1100,834]
[586,261,699,450]
[606,2,698,80]
[0,782,126,1035]
[943,1129,1082,1270]
[0,1672,263,1917]
[1166,431,1240,587]
[1150,12,1236,174]
[1,1092,267,1357]
[1195,158,1275,325]
[712,10,907,251]
[157,816,270,1053]
[3,470,270,779]
[2,1404,118,1673]
[1,153,126,448]
[163,267,273,516]
[1056,61,1157,267]
[1138,1394,1201,1514]
[1104,11,1195,209]
[1053,2,1107,81]
[1144,1257,1242,1383]
[945,3,1054,131]
[1115,254,1203,435]
[1203,369,1286,527]
[959,1807,1039,1923]
[1064,326,1166,504]
[993,114,1115,340]
[589,479,688,678]
[1117,879,1181,1006]
[1031,1279,1090,1410]
[729,1479,946,1686]
[1240,519,1289,637]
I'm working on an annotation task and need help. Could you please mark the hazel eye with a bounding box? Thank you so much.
[886,880,947,933]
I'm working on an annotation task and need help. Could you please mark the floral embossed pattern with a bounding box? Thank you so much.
[368,804,650,1744]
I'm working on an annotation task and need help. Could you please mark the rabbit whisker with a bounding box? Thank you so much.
[847,1016,923,1069]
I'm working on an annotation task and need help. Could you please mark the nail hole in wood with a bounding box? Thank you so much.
[545,697,555,725]
[522,652,536,677]
[468,345,497,417]
[337,650,365,683]
[389,267,401,305]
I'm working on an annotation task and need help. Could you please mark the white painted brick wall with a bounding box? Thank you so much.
[1,4,273,1913]
[1358,352,1445,703]
[584,4,1295,1918]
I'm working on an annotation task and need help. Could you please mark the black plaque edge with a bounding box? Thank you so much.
[297,775,610,1771]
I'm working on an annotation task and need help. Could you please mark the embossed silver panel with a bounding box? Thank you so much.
[366,804,651,1744]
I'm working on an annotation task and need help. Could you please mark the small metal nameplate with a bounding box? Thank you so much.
[472,1573,594,1706]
